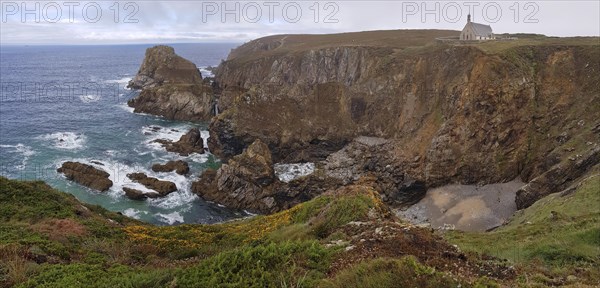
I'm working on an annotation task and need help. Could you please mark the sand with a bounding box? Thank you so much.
[394,180,525,232]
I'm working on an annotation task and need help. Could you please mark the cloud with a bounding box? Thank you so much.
[1,1,598,44]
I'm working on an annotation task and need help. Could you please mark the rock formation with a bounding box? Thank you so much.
[128,32,599,212]
[57,162,113,192]
[152,128,204,156]
[127,45,203,90]
[516,146,599,209]
[322,137,427,206]
[192,139,276,212]
[152,160,190,175]
[127,45,214,121]
[126,173,177,197]
[206,31,599,209]
[192,139,341,213]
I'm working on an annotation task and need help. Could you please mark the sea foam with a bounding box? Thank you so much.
[0,143,35,170]
[105,77,132,85]
[122,208,148,220]
[155,211,185,225]
[105,77,133,90]
[79,94,101,103]
[38,132,86,150]
[198,67,215,78]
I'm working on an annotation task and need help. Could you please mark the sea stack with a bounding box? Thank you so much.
[127,45,215,121]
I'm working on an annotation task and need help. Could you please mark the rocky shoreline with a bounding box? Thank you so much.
[60,33,599,230]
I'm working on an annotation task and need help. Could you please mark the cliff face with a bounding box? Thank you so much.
[127,45,214,121]
[210,31,599,206]
[192,139,342,214]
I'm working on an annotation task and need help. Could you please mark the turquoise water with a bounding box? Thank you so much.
[0,43,246,225]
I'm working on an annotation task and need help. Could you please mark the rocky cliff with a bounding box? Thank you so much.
[208,31,599,208]
[192,139,341,213]
[127,45,214,121]
[125,32,598,212]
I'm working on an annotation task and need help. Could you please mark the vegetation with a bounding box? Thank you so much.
[1,174,598,287]
[177,241,334,287]
[474,36,599,54]
[0,177,395,287]
[320,257,464,288]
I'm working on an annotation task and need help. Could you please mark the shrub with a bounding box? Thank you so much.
[320,257,463,288]
[177,241,334,287]
[17,264,173,288]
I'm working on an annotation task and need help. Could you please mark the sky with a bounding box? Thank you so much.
[1,1,599,45]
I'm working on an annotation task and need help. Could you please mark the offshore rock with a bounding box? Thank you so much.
[153,128,205,156]
[57,162,113,192]
[127,45,214,121]
[128,84,214,121]
[126,173,177,197]
[152,160,190,175]
[127,45,203,89]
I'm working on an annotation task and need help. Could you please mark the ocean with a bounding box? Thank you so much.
[0,43,245,225]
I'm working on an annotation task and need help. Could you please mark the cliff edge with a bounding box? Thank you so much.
[209,30,599,209]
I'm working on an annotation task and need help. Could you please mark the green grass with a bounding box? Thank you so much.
[2,173,599,287]
[473,36,599,54]
[0,176,388,286]
[0,177,136,267]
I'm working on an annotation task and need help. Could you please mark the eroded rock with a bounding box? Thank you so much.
[128,84,214,121]
[206,139,275,211]
[152,160,190,175]
[153,128,205,156]
[322,137,426,206]
[516,147,600,209]
[127,45,214,121]
[126,173,177,196]
[192,139,342,213]
[127,45,203,90]
[57,162,113,192]
[123,187,146,200]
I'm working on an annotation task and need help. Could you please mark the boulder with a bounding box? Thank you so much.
[123,187,147,200]
[152,160,190,175]
[126,173,177,196]
[57,162,113,192]
[153,128,205,156]
[123,187,161,200]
